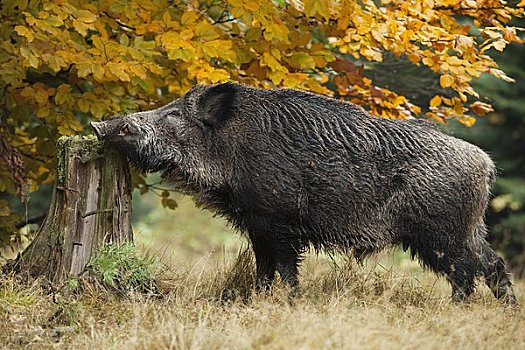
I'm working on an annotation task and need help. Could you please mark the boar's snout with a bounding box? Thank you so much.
[91,121,107,140]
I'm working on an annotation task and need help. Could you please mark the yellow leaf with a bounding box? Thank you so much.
[429,95,442,107]
[455,35,474,51]
[269,70,286,85]
[208,69,230,83]
[470,101,493,116]
[489,68,515,83]
[393,95,406,107]
[408,53,421,64]
[33,85,51,105]
[194,22,219,41]
[47,55,66,72]
[167,48,196,61]
[90,101,106,118]
[484,29,501,40]
[228,0,244,8]
[91,35,105,52]
[78,99,90,113]
[181,11,198,25]
[271,49,281,60]
[422,57,435,67]
[493,39,507,52]
[76,10,97,23]
[266,23,290,43]
[291,53,316,70]
[72,19,89,36]
[108,63,130,82]
[304,0,331,20]
[44,16,63,27]
[439,74,454,88]
[262,52,285,72]
[304,0,316,17]
[128,65,147,79]
[92,64,105,81]
[161,32,187,50]
[55,84,72,106]
[58,125,75,136]
[246,27,262,41]
[244,0,260,11]
[202,40,233,58]
[426,111,447,123]
[120,34,130,46]
[37,106,50,118]
[453,99,464,114]
[20,44,40,68]
[371,23,388,42]
[14,26,34,42]
[77,62,93,78]
[459,116,476,127]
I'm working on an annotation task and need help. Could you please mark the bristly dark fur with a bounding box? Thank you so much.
[91,82,517,306]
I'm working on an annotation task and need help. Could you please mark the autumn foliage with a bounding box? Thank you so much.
[0,0,524,243]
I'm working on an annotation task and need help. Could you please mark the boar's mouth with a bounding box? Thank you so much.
[91,121,107,140]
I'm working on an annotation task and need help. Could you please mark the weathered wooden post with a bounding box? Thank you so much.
[10,135,132,282]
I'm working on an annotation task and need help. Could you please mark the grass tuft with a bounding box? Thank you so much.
[212,245,256,301]
[87,243,160,296]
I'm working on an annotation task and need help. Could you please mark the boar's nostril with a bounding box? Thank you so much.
[91,121,106,139]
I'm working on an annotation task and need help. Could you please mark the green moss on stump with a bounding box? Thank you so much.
[57,135,104,187]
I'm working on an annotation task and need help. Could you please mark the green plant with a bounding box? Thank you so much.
[88,243,159,295]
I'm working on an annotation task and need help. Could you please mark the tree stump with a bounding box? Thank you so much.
[9,135,132,283]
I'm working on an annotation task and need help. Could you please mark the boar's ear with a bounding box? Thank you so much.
[198,82,237,128]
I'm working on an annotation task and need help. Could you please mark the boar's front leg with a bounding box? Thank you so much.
[274,236,303,296]
[249,232,302,296]
[249,233,276,291]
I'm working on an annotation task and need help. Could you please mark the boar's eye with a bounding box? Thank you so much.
[118,123,136,136]
[164,109,180,119]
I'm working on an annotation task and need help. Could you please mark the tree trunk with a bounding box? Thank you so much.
[9,135,132,283]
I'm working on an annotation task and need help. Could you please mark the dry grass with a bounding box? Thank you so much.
[2,196,524,349]
[1,247,524,350]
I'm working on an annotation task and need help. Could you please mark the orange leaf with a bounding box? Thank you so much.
[429,95,442,107]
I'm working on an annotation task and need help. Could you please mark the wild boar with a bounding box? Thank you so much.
[91,82,517,305]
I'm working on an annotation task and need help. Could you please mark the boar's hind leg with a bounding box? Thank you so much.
[479,240,517,306]
[428,247,478,303]
[445,255,478,303]
[249,234,276,291]
[408,236,477,302]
